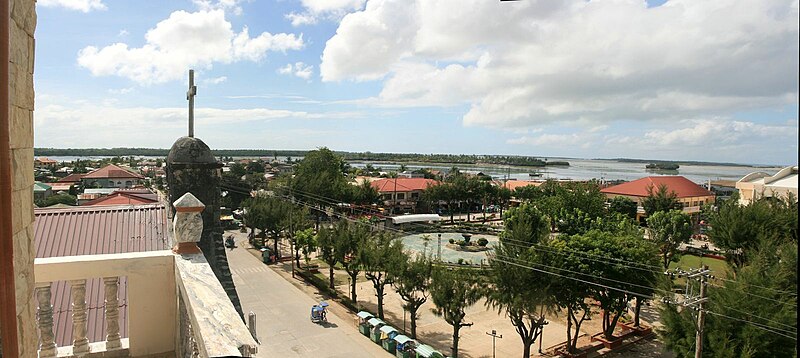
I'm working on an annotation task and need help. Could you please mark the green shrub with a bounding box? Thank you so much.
[477,238,489,246]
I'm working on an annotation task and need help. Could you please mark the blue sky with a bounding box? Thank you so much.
[33,0,798,165]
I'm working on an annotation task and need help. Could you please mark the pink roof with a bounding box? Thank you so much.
[34,204,168,346]
[45,182,74,192]
[370,178,440,193]
[82,164,144,180]
[600,176,714,198]
[81,192,159,206]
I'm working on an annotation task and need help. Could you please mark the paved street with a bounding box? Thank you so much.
[225,234,391,357]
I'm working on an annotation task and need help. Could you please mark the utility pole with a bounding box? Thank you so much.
[664,265,712,358]
[486,330,502,358]
[437,233,442,262]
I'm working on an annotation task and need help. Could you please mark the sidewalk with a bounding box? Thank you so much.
[225,232,391,357]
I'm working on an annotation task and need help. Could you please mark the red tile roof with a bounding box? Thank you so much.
[34,203,169,346]
[57,173,86,183]
[600,176,713,198]
[371,178,440,193]
[82,164,144,180]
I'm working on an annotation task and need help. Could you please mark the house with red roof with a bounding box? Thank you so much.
[81,164,145,189]
[81,191,159,206]
[600,176,715,221]
[371,178,439,213]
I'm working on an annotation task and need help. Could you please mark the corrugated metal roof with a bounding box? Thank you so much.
[34,203,169,346]
[367,318,385,327]
[82,164,144,180]
[415,344,439,356]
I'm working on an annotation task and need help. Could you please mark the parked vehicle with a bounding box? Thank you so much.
[310,301,329,323]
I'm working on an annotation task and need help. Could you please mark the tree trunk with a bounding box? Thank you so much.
[350,272,358,303]
[522,341,532,358]
[410,306,419,339]
[566,307,574,353]
[273,235,279,259]
[663,252,669,270]
[634,298,643,327]
[376,283,385,319]
[452,324,461,358]
[328,266,335,289]
[604,310,622,340]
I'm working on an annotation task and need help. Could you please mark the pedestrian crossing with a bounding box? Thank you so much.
[231,266,269,275]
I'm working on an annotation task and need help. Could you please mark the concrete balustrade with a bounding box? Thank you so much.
[33,193,258,357]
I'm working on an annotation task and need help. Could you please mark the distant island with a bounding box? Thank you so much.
[645,163,680,170]
[33,148,569,168]
[610,158,758,168]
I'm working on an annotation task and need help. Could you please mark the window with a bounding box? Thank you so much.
[411,192,420,199]
[397,193,406,200]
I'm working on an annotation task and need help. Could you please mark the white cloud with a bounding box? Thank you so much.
[202,76,227,85]
[285,12,318,27]
[507,117,798,163]
[38,0,106,12]
[117,29,129,37]
[320,0,799,129]
[300,0,365,14]
[108,87,134,95]
[77,10,304,85]
[277,62,314,80]
[193,0,245,15]
[33,99,366,147]
[284,0,365,27]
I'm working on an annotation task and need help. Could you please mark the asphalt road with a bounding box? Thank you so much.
[226,235,391,357]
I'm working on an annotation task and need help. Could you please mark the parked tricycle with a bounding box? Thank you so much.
[310,301,329,324]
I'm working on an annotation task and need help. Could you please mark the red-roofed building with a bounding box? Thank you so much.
[57,172,86,184]
[34,203,169,347]
[35,156,58,167]
[601,176,715,220]
[81,164,145,189]
[81,191,159,206]
[371,178,439,213]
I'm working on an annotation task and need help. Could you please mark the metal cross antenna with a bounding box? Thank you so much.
[186,69,197,137]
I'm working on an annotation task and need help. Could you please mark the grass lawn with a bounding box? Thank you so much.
[668,254,731,288]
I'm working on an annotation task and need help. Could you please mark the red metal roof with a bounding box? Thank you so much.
[370,178,440,193]
[82,164,144,180]
[57,173,86,183]
[600,176,714,198]
[34,203,169,346]
[81,192,159,206]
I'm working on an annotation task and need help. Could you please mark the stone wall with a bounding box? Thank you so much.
[8,0,38,356]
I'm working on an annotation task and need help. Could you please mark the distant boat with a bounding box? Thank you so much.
[528,173,542,177]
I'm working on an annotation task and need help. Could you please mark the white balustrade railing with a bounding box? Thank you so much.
[34,192,257,357]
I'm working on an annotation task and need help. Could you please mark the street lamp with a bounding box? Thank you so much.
[486,329,502,358]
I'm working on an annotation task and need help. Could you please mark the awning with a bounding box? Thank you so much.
[367,318,385,327]
[356,311,373,319]
[393,335,413,344]
[390,214,442,224]
[415,344,440,357]
[379,325,397,334]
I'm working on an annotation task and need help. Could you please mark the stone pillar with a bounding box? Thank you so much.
[166,136,243,319]
[7,0,38,356]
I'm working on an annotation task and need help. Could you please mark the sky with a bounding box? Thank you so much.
[33,0,799,165]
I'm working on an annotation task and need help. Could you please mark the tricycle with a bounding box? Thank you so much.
[310,301,329,324]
